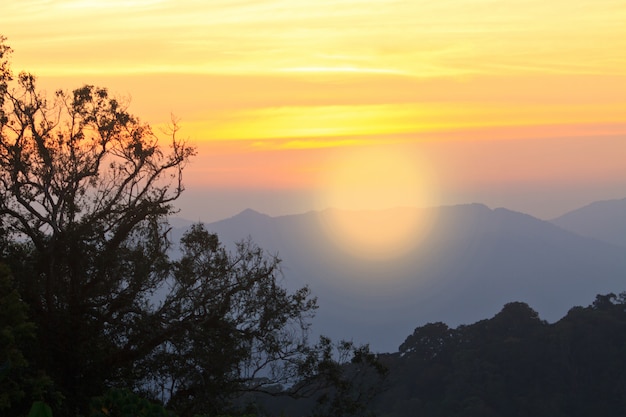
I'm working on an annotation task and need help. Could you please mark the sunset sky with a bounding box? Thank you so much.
[1,0,625,222]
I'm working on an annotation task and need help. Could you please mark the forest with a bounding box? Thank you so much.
[370,295,626,417]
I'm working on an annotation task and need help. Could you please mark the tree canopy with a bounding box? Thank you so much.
[373,296,626,417]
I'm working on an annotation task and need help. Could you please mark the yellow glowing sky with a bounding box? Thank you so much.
[1,0,625,223]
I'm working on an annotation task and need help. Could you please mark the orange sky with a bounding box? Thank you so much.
[1,0,625,221]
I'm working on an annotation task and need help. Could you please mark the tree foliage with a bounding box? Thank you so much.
[138,224,318,416]
[0,263,33,410]
[0,35,195,414]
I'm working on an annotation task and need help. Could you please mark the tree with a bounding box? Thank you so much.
[137,224,318,416]
[399,322,455,360]
[0,34,194,413]
[0,38,387,417]
[0,37,371,416]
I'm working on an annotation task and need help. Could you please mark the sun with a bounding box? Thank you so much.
[316,144,438,260]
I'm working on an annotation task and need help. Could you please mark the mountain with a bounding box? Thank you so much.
[170,204,626,353]
[551,197,626,248]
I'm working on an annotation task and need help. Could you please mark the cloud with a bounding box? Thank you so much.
[3,0,624,77]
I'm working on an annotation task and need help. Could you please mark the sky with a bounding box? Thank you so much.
[1,0,625,224]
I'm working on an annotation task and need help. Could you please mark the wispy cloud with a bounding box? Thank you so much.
[2,0,624,77]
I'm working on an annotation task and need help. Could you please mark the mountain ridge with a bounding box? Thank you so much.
[550,197,626,248]
[168,201,626,352]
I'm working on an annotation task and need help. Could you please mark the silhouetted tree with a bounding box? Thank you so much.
[0,35,195,414]
[0,38,386,416]
[138,223,317,416]
[399,322,455,360]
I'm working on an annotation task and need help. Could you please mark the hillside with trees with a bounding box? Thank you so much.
[371,294,626,417]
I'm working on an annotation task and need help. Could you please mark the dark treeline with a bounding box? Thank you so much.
[370,294,626,417]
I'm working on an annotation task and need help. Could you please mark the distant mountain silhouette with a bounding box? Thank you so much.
[170,203,626,352]
[551,197,626,248]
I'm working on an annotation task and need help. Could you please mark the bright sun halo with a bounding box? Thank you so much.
[317,145,437,261]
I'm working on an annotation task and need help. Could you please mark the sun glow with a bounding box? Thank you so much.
[317,146,438,260]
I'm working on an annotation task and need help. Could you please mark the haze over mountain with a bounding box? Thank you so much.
[551,197,626,249]
[170,201,626,353]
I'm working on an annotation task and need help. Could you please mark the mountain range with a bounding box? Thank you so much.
[170,198,626,353]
